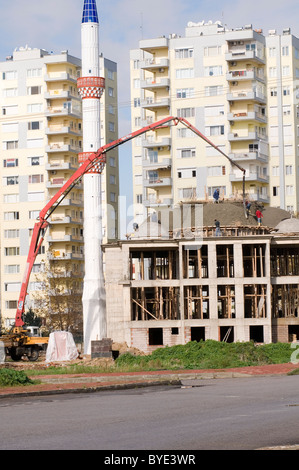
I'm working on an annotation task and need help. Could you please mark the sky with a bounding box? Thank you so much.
[1,0,299,207]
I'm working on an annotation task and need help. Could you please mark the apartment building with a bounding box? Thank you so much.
[130,22,299,222]
[0,46,119,327]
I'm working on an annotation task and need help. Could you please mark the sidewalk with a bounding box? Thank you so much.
[0,362,298,398]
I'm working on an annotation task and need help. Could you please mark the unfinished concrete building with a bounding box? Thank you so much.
[104,202,299,353]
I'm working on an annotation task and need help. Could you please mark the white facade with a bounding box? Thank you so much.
[130,23,299,219]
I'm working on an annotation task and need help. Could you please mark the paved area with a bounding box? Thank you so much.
[0,362,298,398]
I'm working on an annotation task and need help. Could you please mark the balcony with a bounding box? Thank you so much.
[144,177,172,188]
[50,215,83,225]
[44,73,77,84]
[48,234,83,243]
[143,158,172,169]
[46,144,81,153]
[228,131,267,142]
[140,58,169,71]
[229,151,268,163]
[48,251,83,260]
[47,178,83,189]
[141,77,170,90]
[46,126,82,136]
[225,50,265,64]
[46,161,78,171]
[45,105,81,118]
[141,97,170,110]
[228,111,267,123]
[230,172,269,183]
[144,198,174,207]
[226,70,265,82]
[227,91,266,103]
[140,37,169,52]
[142,137,171,148]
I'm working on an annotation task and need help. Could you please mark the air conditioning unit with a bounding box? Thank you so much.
[232,81,238,86]
[51,170,57,175]
[231,61,237,66]
[159,68,165,73]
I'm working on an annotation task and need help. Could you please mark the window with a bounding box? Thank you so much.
[4,194,19,203]
[29,174,44,184]
[5,265,20,275]
[108,122,115,132]
[269,67,277,77]
[207,166,226,176]
[4,158,18,167]
[28,121,42,130]
[109,175,116,185]
[2,71,17,80]
[286,165,293,175]
[2,122,18,133]
[134,98,140,107]
[270,87,277,97]
[177,107,195,118]
[28,192,44,202]
[273,186,279,196]
[27,138,43,148]
[27,86,42,95]
[269,47,276,57]
[3,140,18,150]
[205,125,224,136]
[176,88,194,99]
[3,176,18,185]
[136,194,142,204]
[107,69,114,80]
[29,210,40,220]
[205,86,223,96]
[133,79,140,89]
[27,68,42,77]
[283,86,290,96]
[110,192,116,202]
[175,48,193,58]
[204,46,221,56]
[4,247,20,256]
[205,105,225,117]
[4,211,19,220]
[282,46,289,56]
[178,188,197,199]
[175,68,194,79]
[286,185,294,196]
[272,166,279,176]
[282,66,290,76]
[28,156,42,166]
[4,230,19,238]
[27,103,43,113]
[2,105,18,115]
[3,88,18,97]
[177,148,196,158]
[204,65,223,77]
[109,156,116,167]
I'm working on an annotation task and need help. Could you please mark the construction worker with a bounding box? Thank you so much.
[214,219,221,236]
[213,188,220,203]
[256,209,263,226]
[245,200,251,215]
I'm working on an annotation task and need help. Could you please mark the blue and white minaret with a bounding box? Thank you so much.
[78,0,106,355]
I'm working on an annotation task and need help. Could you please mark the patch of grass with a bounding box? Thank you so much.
[287,368,299,376]
[0,369,35,387]
[115,340,294,371]
[24,340,295,376]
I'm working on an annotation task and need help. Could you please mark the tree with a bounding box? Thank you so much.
[24,307,42,327]
[32,261,83,336]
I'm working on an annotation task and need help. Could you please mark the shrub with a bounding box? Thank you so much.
[0,369,34,387]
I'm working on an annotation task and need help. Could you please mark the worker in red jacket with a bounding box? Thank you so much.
[256,209,263,226]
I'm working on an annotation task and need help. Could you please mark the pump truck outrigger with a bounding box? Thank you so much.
[0,116,245,361]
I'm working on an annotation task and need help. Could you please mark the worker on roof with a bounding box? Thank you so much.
[213,188,220,204]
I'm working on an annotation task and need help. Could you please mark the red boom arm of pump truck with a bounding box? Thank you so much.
[14,116,245,329]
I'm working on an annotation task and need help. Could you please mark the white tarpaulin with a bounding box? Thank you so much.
[46,331,78,362]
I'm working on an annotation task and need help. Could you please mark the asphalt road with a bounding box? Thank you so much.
[0,375,299,451]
